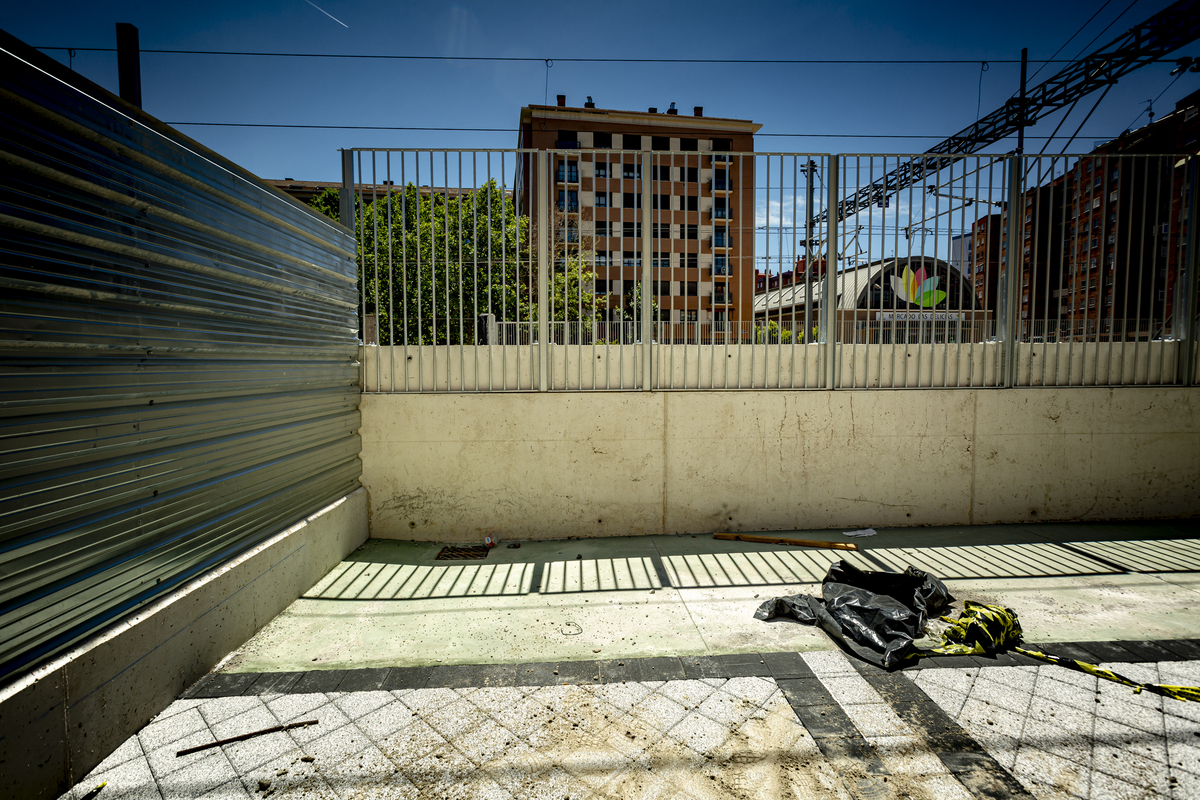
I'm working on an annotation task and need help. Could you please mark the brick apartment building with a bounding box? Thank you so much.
[516,97,760,333]
[992,87,1199,338]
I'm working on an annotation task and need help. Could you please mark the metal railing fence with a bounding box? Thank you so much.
[343,148,1199,391]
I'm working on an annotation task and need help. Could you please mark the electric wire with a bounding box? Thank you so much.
[33,47,1094,65]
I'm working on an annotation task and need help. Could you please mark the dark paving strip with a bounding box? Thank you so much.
[775,677,889,775]
[848,660,1036,800]
[187,639,1200,698]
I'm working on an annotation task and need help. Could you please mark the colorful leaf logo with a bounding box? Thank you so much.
[890,265,946,308]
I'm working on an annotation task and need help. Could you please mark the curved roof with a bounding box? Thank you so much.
[753,256,974,315]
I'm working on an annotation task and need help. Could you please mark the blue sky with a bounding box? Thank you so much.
[4,0,1198,183]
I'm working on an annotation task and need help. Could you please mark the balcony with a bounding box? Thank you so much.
[711,178,730,194]
[712,207,731,223]
[556,168,579,184]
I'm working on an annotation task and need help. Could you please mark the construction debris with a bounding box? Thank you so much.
[175,720,318,757]
[713,533,859,551]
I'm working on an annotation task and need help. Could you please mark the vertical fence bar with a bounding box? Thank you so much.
[999,155,1023,388]
[537,150,550,391]
[1180,157,1200,386]
[641,147,654,389]
[823,155,839,389]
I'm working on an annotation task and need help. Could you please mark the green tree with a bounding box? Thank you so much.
[755,320,795,344]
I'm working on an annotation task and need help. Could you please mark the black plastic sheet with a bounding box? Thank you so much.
[754,561,954,669]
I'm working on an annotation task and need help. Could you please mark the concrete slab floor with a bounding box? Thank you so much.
[221,522,1200,674]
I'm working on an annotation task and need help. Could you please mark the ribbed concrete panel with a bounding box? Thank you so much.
[0,30,361,681]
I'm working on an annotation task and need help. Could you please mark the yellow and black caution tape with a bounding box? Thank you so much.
[915,600,1200,703]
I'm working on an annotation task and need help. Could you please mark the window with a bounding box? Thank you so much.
[622,163,642,180]
[595,192,609,207]
[1093,177,1102,189]
[621,222,643,239]
[713,202,728,219]
[594,221,611,237]
[1109,190,1118,202]
[653,281,670,297]
[594,162,609,179]
[681,195,698,212]
[685,310,698,322]
[623,192,641,209]
[713,310,728,330]
[556,162,579,182]
[714,256,728,275]
[593,132,612,149]
[714,230,729,247]
[593,279,610,293]
[653,223,672,239]
[680,167,699,183]
[684,254,698,269]
[622,251,641,267]
[713,177,728,190]
[622,134,642,149]
[557,130,578,148]
[712,138,731,152]
[684,281,698,297]
[557,190,578,212]
[594,253,611,267]
[652,194,671,210]
[651,165,673,181]
[680,138,698,151]
[652,252,671,268]
[558,225,579,242]
[651,136,670,150]
[682,224,698,240]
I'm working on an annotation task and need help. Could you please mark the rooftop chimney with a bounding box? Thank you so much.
[556,94,566,107]
[585,96,595,108]
[694,106,703,117]
[667,102,678,115]
[648,107,657,113]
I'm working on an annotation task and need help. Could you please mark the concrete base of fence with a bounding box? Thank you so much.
[0,489,369,800]
[361,388,1200,541]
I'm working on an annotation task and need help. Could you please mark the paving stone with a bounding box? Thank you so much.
[717,653,768,678]
[801,650,857,677]
[448,715,517,768]
[428,664,484,689]
[335,668,391,693]
[290,671,346,695]
[156,750,239,800]
[1120,640,1187,662]
[396,687,460,717]
[483,692,556,739]
[664,711,730,754]
[679,655,727,680]
[790,704,860,739]
[840,701,912,737]
[655,679,715,710]
[202,673,258,698]
[1075,640,1141,663]
[556,659,602,685]
[380,666,431,692]
[473,663,517,687]
[353,699,417,742]
[865,734,949,776]
[376,719,450,768]
[331,690,394,722]
[285,701,352,747]
[208,704,278,745]
[592,682,653,714]
[557,741,631,788]
[424,697,490,740]
[513,661,559,687]
[863,672,928,704]
[595,658,644,683]
[694,688,760,727]
[265,692,329,724]
[818,674,878,706]
[719,676,777,707]
[761,651,814,679]
[243,672,302,696]
[1012,744,1091,800]
[220,728,300,776]
[639,657,686,681]
[197,696,267,729]
[77,749,161,800]
[775,677,835,708]
[317,744,415,799]
[138,707,208,755]
[628,692,688,733]
[1155,640,1200,660]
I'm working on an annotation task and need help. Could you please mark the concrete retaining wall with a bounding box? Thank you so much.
[0,488,369,800]
[361,388,1200,540]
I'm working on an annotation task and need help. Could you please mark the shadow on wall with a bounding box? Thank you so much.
[295,538,1200,601]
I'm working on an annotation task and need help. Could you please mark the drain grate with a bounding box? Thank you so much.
[435,545,491,561]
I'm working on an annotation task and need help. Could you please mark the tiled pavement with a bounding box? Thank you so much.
[60,644,1200,800]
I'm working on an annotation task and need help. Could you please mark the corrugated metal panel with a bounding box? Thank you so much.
[0,32,362,681]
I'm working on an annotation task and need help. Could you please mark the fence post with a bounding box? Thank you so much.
[822,155,839,389]
[339,149,355,230]
[998,154,1023,388]
[1177,155,1199,386]
[537,150,550,392]
[641,148,654,389]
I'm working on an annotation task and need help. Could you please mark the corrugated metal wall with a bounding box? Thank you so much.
[0,32,362,681]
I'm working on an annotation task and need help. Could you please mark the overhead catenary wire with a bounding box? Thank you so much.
[36,47,1086,65]
[165,121,1116,139]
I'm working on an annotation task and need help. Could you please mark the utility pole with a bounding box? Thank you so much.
[1016,47,1028,155]
[115,23,141,109]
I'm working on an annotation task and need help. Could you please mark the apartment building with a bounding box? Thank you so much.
[516,97,760,335]
[991,88,1199,339]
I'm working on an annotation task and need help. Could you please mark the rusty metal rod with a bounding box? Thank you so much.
[176,719,318,757]
[712,533,859,551]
